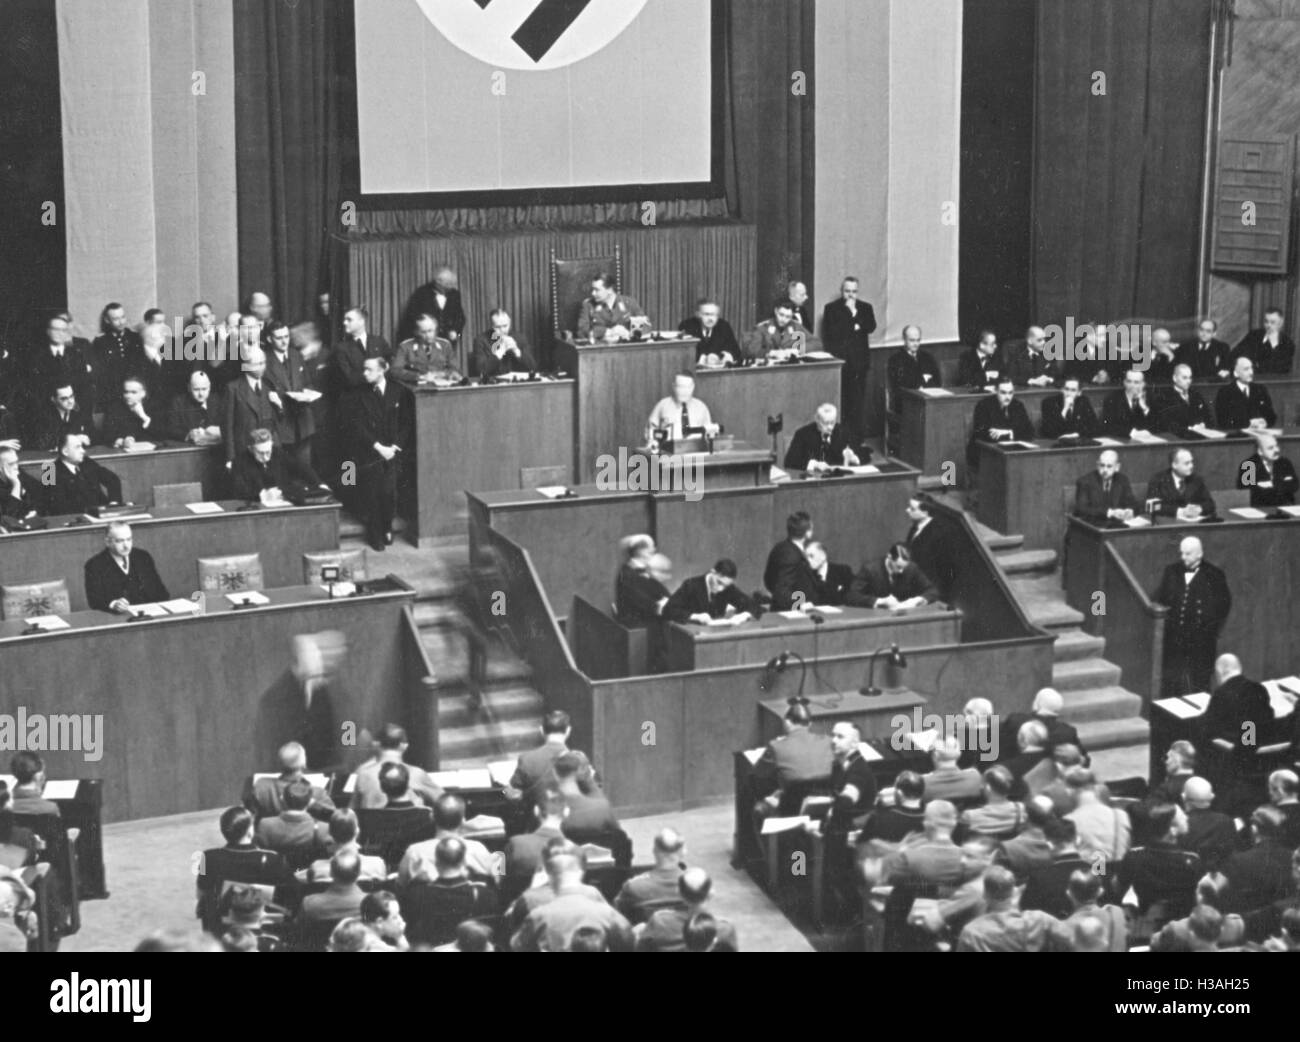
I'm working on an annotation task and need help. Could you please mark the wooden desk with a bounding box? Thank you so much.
[411,378,575,544]
[695,358,843,456]
[666,607,960,672]
[756,689,929,744]
[0,501,339,611]
[554,336,698,483]
[975,430,1300,549]
[19,444,221,506]
[0,582,420,822]
[626,440,773,492]
[468,462,920,621]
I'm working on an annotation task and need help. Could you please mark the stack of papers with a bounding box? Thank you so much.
[1002,441,1039,449]
[1242,427,1283,437]
[1263,680,1298,719]
[1130,430,1165,444]
[159,598,201,615]
[1154,696,1203,720]
[185,502,224,514]
[906,729,942,753]
[122,442,157,453]
[705,615,746,627]
[1230,507,1269,520]
[430,768,493,790]
[0,777,83,800]
[742,747,764,766]
[859,742,884,762]
[803,351,835,360]
[285,389,322,403]
[535,486,570,499]
[1183,692,1211,711]
[1122,516,1152,528]
[843,464,880,475]
[24,615,69,631]
[1094,437,1123,447]
[769,465,791,483]
[488,760,517,787]
[253,772,329,790]
[1193,427,1227,439]
[129,603,169,618]
[226,591,270,606]
[1279,505,1300,518]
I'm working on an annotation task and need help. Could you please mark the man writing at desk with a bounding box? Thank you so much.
[84,521,170,614]
[783,403,861,471]
[645,373,718,447]
[471,309,536,379]
[849,543,938,609]
[662,559,755,625]
[577,272,647,342]
[230,428,329,505]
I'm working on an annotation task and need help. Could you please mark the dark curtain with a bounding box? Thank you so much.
[960,0,1035,342]
[1033,0,1213,327]
[233,0,349,326]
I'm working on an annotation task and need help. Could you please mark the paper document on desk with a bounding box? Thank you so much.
[1123,516,1152,527]
[129,603,168,617]
[1002,441,1038,449]
[1230,507,1269,520]
[1154,696,1202,720]
[843,464,879,475]
[1241,427,1282,438]
[803,351,835,360]
[770,465,791,483]
[42,780,80,800]
[918,387,953,397]
[812,605,843,614]
[0,775,14,791]
[1274,675,1300,696]
[1183,691,1211,711]
[778,610,805,620]
[761,815,809,835]
[534,486,570,499]
[705,616,745,626]
[185,502,224,514]
[907,730,941,753]
[430,769,492,790]
[252,771,328,789]
[342,773,357,793]
[1093,437,1123,447]
[1263,680,1298,718]
[24,615,69,631]
[159,598,200,615]
[1193,427,1227,439]
[488,760,517,787]
[743,747,764,766]
[226,591,269,606]
[122,442,157,453]
[1129,430,1165,444]
[285,389,322,403]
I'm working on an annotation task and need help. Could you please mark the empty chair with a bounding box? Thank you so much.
[1,580,71,620]
[152,482,204,508]
[302,548,368,586]
[197,553,264,594]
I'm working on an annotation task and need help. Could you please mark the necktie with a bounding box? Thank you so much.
[1103,478,1111,495]
[254,381,261,394]
[821,436,831,457]
[120,556,129,575]
[375,383,383,398]
[680,401,689,433]
[1064,404,1072,419]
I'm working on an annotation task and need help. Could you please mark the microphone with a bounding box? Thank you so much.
[759,650,790,692]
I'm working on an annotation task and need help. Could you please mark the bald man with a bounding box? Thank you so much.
[400,266,465,345]
[1004,326,1059,387]
[1146,447,1216,521]
[614,827,686,924]
[1073,450,1138,523]
[1239,433,1299,508]
[1180,777,1236,872]
[1204,654,1272,750]
[1152,538,1231,697]
[886,324,942,392]
[783,403,862,471]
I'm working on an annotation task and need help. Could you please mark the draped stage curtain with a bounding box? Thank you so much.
[1033,0,1213,327]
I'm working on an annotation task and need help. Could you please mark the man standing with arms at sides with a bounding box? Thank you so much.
[1152,537,1231,698]
[821,276,877,449]
[90,302,141,415]
[345,356,413,552]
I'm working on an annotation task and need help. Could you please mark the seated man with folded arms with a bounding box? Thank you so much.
[229,427,328,505]
[83,521,169,613]
[1146,447,1216,521]
[1039,376,1099,439]
[644,372,719,447]
[47,430,123,515]
[680,298,743,366]
[392,312,460,386]
[1239,432,1299,508]
[783,402,861,471]
[470,309,536,379]
[0,445,45,519]
[101,376,158,449]
[163,369,223,445]
[747,299,810,360]
[662,558,756,625]
[1072,449,1138,524]
[848,542,938,609]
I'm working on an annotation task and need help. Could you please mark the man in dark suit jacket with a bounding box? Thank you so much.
[30,315,93,406]
[783,404,863,471]
[1156,364,1214,435]
[100,376,160,447]
[335,307,393,390]
[1152,537,1231,697]
[1178,319,1232,382]
[663,559,757,622]
[503,790,568,891]
[1003,327,1059,387]
[90,304,143,413]
[955,331,1005,389]
[967,380,1034,468]
[1203,655,1273,749]
[343,355,413,551]
[163,370,223,445]
[820,277,877,444]
[471,309,537,379]
[904,493,957,602]
[399,268,466,346]
[0,446,45,519]
[263,322,316,470]
[679,300,743,365]
[803,542,854,605]
[1215,358,1277,430]
[300,852,367,925]
[886,324,943,394]
[1233,309,1295,376]
[27,384,93,452]
[1239,433,1299,507]
[223,346,281,468]
[848,542,938,608]
[230,427,326,503]
[255,778,332,867]
[763,511,816,610]
[1180,777,1237,873]
[46,432,123,515]
[1146,448,1217,519]
[1040,378,1099,439]
[83,521,170,613]
[1099,370,1156,436]
[1073,450,1138,524]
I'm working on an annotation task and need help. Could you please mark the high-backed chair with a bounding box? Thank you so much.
[1,580,71,620]
[550,248,623,346]
[153,482,204,508]
[302,549,368,586]
[198,553,264,594]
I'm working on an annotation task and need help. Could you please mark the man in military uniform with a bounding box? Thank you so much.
[577,272,647,341]
[393,313,460,386]
[1151,536,1231,697]
[748,299,811,359]
[752,701,833,816]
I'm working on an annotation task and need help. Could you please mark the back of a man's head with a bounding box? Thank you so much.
[1251,805,1284,841]
[1189,904,1223,944]
[10,752,43,785]
[278,741,306,773]
[536,788,566,822]
[552,752,583,783]
[379,762,410,801]
[328,808,360,846]
[455,919,494,952]
[679,866,713,905]
[220,805,254,845]
[1072,916,1108,952]
[931,735,962,768]
[434,793,466,831]
[282,777,313,812]
[983,765,1014,798]
[924,800,958,836]
[377,723,408,751]
[568,925,608,952]
[1064,766,1096,792]
[1043,816,1077,848]
[330,850,362,886]
[1024,795,1056,830]
[1066,868,1103,907]
[1019,720,1049,751]
[1052,743,1083,769]
[543,838,585,884]
[982,865,1017,906]
[653,827,685,864]
[894,770,924,803]
[542,710,571,736]
[435,836,467,876]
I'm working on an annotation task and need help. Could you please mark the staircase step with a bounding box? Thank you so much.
[437,719,543,762]
[1057,685,1145,723]
[996,549,1058,576]
[970,518,1024,553]
[1051,628,1107,663]
[1009,575,1085,629]
[437,685,544,728]
[1052,657,1123,692]
[1074,716,1151,753]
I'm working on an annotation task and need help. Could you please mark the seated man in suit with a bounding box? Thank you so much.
[663,558,756,624]
[299,850,367,925]
[614,827,688,925]
[955,329,1005,389]
[1100,369,1156,437]
[393,312,460,386]
[1073,449,1138,523]
[300,809,387,883]
[230,427,327,504]
[400,837,499,948]
[196,807,291,924]
[503,789,569,893]
[1116,803,1202,931]
[1156,363,1214,436]
[1240,432,1299,508]
[763,510,817,611]
[353,723,442,810]
[753,701,833,815]
[27,384,93,452]
[967,378,1035,469]
[47,430,123,515]
[680,298,743,366]
[921,735,984,803]
[101,376,159,449]
[509,841,629,952]
[470,308,536,379]
[803,541,853,605]
[644,372,718,447]
[553,752,620,839]
[1146,327,1180,385]
[507,710,597,805]
[1233,307,1295,376]
[783,402,862,471]
[1204,653,1273,752]
[253,778,331,865]
[163,369,223,445]
[399,793,497,884]
[1039,376,1098,439]
[1063,322,1112,386]
[1178,317,1232,382]
[886,323,943,393]
[1004,326,1059,387]
[83,521,169,613]
[577,271,648,342]
[848,542,938,609]
[0,445,45,519]
[1001,687,1085,757]
[1215,357,1277,431]
[247,741,335,821]
[8,752,61,817]
[638,868,739,952]
[747,299,812,359]
[1146,447,1216,520]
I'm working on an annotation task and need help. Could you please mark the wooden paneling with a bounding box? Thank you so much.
[19,445,221,507]
[773,463,918,567]
[864,340,965,435]
[695,358,843,452]
[1211,136,1294,275]
[568,596,646,680]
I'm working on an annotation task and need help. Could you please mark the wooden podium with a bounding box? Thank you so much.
[624,437,773,492]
